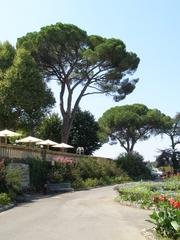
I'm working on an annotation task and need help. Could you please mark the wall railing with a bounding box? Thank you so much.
[0,144,109,162]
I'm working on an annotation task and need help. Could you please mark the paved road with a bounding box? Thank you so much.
[0,186,152,240]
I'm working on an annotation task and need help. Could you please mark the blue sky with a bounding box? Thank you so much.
[1,0,179,160]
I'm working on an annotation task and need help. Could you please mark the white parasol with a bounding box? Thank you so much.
[16,136,43,146]
[0,129,21,144]
[52,143,74,148]
[52,143,74,151]
[36,139,58,149]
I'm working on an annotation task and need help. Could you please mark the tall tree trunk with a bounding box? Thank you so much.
[170,135,179,174]
[171,151,179,174]
[61,114,73,143]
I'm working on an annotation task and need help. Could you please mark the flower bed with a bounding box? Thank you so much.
[149,195,180,239]
[115,177,180,239]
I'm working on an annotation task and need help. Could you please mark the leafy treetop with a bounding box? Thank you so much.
[98,104,171,153]
[17,22,140,142]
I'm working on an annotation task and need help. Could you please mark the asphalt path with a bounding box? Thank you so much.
[0,186,152,240]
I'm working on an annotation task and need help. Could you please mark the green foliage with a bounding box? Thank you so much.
[161,113,180,149]
[0,41,15,71]
[0,160,22,200]
[77,157,126,180]
[49,162,78,183]
[0,160,6,192]
[71,175,130,189]
[158,113,180,173]
[71,177,86,189]
[26,156,129,191]
[116,180,180,207]
[37,109,101,155]
[118,185,154,208]
[69,157,130,189]
[17,22,140,143]
[28,158,51,191]
[36,113,62,143]
[5,167,21,199]
[116,152,152,180]
[4,48,55,134]
[48,170,63,183]
[149,201,180,239]
[0,193,11,206]
[99,104,171,153]
[116,180,180,239]
[0,42,17,129]
[69,108,102,155]
[0,46,55,132]
[6,156,129,192]
[156,149,180,173]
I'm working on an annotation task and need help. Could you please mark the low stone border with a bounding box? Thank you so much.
[115,197,156,210]
[115,199,158,240]
[0,203,15,213]
[115,199,170,240]
[142,228,157,240]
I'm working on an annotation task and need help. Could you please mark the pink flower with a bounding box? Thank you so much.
[159,195,166,201]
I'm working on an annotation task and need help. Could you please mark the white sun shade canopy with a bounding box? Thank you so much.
[52,143,74,148]
[16,136,43,143]
[36,139,58,146]
[0,129,21,137]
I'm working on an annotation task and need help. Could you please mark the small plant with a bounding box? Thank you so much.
[149,195,180,239]
[0,193,11,206]
[83,178,99,188]
[0,160,7,192]
[71,177,85,189]
[5,167,22,199]
[48,170,63,183]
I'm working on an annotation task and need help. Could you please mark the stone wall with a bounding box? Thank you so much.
[8,163,30,188]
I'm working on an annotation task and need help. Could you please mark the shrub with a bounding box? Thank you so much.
[83,178,99,188]
[77,157,127,180]
[0,193,11,206]
[27,158,51,191]
[0,160,7,192]
[71,177,85,189]
[5,167,21,199]
[49,161,78,183]
[4,156,129,192]
[116,152,151,180]
[48,170,63,183]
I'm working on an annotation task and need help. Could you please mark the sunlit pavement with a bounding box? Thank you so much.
[0,186,152,240]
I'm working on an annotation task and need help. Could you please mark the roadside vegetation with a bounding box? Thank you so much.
[0,160,21,206]
[115,175,180,240]
[0,23,179,239]
[28,157,130,191]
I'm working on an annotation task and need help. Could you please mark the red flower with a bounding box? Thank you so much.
[173,201,180,209]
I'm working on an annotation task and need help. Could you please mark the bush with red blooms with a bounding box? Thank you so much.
[149,194,180,239]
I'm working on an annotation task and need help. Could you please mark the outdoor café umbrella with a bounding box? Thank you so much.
[36,139,58,150]
[16,136,43,147]
[0,129,21,144]
[52,143,74,151]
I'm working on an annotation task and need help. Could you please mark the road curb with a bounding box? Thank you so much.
[142,228,157,240]
[0,203,15,213]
